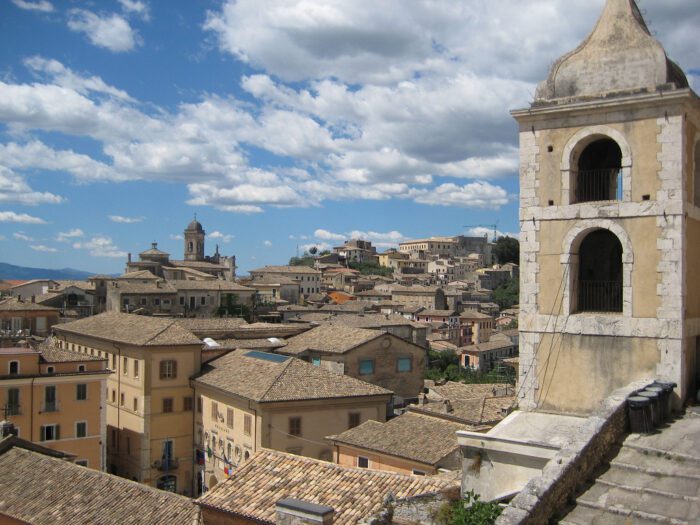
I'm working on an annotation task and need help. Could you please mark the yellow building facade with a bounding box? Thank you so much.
[53,312,203,496]
[192,349,392,494]
[0,344,109,468]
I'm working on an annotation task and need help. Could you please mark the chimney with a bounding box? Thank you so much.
[418,392,427,406]
[276,499,334,525]
[152,242,158,250]
[442,399,453,414]
[128,252,132,263]
[0,420,17,438]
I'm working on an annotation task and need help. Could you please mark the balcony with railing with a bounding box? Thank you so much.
[578,280,622,313]
[4,404,21,416]
[153,457,179,471]
[42,401,59,413]
[574,168,622,203]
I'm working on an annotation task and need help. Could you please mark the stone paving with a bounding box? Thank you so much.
[560,410,700,524]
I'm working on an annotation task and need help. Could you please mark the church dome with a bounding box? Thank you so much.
[535,0,688,104]
[186,218,204,232]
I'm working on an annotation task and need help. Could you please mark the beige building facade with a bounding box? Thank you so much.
[52,312,203,496]
[514,0,700,413]
[192,350,392,494]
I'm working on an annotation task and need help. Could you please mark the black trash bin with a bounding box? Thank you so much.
[638,390,661,428]
[628,396,652,433]
[645,386,667,422]
[653,380,677,420]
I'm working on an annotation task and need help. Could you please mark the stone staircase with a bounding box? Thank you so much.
[559,412,700,525]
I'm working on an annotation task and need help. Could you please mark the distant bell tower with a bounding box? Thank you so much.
[512,0,698,414]
[184,215,205,261]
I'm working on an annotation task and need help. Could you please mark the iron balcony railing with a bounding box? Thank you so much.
[574,168,622,203]
[43,401,58,413]
[4,404,20,416]
[153,458,179,471]
[578,280,622,313]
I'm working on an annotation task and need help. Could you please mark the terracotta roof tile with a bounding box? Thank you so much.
[0,447,200,525]
[196,449,454,525]
[54,312,201,346]
[281,325,383,355]
[328,412,464,465]
[194,349,391,402]
[0,297,59,312]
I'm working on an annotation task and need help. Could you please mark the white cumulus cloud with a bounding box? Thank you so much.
[73,236,127,258]
[118,0,150,21]
[109,214,144,223]
[263,240,272,247]
[57,229,84,242]
[209,231,234,243]
[11,0,53,12]
[0,211,46,224]
[67,9,140,53]
[30,244,57,252]
[13,232,34,241]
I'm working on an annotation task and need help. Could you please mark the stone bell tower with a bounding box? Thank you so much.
[184,215,205,262]
[512,0,700,414]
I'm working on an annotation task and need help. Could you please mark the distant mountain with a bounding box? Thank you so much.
[0,262,97,281]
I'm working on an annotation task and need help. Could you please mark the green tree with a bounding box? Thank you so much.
[493,236,519,265]
[308,246,318,255]
[347,261,393,277]
[288,253,316,267]
[493,277,519,310]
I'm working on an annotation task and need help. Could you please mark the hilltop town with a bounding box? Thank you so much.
[2,1,700,524]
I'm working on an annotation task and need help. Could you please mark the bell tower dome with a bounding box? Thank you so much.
[184,215,205,262]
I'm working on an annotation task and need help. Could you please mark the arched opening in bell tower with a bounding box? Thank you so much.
[574,139,622,203]
[577,229,623,313]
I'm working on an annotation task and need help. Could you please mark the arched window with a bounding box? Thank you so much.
[188,241,193,253]
[577,230,623,312]
[9,361,19,375]
[574,139,622,203]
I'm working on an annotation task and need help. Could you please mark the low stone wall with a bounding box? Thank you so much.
[360,487,460,525]
[495,379,653,525]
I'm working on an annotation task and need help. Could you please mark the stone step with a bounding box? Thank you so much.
[561,503,667,525]
[576,482,699,523]
[575,499,690,525]
[578,483,699,521]
[599,464,700,498]
[611,446,700,478]
[623,442,700,465]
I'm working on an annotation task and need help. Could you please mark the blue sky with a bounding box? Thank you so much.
[0,0,698,275]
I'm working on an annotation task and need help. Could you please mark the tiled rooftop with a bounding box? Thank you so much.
[0,446,200,525]
[54,312,202,346]
[329,411,464,466]
[37,337,105,362]
[196,449,455,525]
[250,265,321,274]
[409,396,515,426]
[169,280,254,291]
[281,324,383,355]
[111,282,177,294]
[194,349,391,402]
[0,298,59,312]
[116,270,159,280]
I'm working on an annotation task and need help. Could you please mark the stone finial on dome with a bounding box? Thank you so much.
[535,0,688,104]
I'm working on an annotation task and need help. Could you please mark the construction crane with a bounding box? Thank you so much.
[463,222,499,242]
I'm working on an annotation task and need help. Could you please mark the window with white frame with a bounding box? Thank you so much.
[40,424,59,441]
